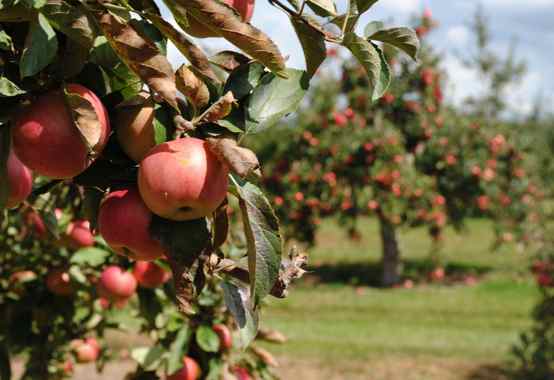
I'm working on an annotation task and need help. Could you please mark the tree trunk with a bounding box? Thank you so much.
[378,212,401,287]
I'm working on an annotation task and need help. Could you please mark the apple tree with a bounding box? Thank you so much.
[0,0,417,378]
[256,9,538,286]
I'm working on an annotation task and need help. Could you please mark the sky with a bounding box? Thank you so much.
[162,0,554,117]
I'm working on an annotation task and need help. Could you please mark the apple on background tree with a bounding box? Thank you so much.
[166,356,201,380]
[71,337,100,363]
[212,324,233,350]
[133,261,171,288]
[46,268,73,296]
[138,138,229,221]
[13,84,110,179]
[98,188,166,261]
[63,219,95,249]
[98,266,137,302]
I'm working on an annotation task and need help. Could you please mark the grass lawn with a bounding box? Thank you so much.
[49,218,538,380]
[259,218,540,380]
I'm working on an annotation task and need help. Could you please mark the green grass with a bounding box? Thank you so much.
[259,218,539,379]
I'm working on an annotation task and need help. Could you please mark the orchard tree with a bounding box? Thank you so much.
[0,0,418,378]
[257,9,538,286]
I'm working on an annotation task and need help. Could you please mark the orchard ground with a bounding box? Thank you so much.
[13,218,537,380]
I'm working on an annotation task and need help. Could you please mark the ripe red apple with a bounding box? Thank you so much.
[167,356,201,380]
[184,0,255,38]
[133,261,171,288]
[99,266,137,301]
[25,211,47,236]
[98,188,166,261]
[64,220,94,249]
[232,367,252,380]
[115,92,156,162]
[138,138,229,221]
[71,338,100,363]
[429,267,445,282]
[212,324,233,350]
[5,149,33,208]
[13,83,110,179]
[537,273,552,287]
[46,268,73,296]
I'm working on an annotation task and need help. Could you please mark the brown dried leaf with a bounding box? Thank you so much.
[98,12,178,110]
[178,0,287,77]
[64,87,102,155]
[206,135,261,179]
[257,328,287,344]
[195,91,236,124]
[210,50,251,72]
[42,0,96,49]
[145,12,220,84]
[251,346,279,367]
[213,201,229,250]
[175,64,210,110]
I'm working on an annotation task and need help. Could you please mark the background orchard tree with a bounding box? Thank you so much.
[0,0,418,378]
[255,9,538,286]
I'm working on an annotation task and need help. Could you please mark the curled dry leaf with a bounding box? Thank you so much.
[210,50,252,72]
[178,0,286,77]
[64,88,103,157]
[270,245,308,298]
[175,64,210,110]
[145,12,220,84]
[195,91,236,124]
[251,346,279,367]
[206,135,261,179]
[257,328,287,344]
[98,12,178,111]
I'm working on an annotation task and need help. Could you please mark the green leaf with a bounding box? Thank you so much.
[131,346,166,371]
[167,326,190,375]
[222,281,259,347]
[0,343,10,380]
[363,20,385,37]
[291,16,327,78]
[38,208,59,238]
[22,0,45,10]
[83,187,103,231]
[369,27,420,61]
[356,0,379,14]
[306,0,337,17]
[0,77,25,97]
[196,325,220,353]
[230,178,281,306]
[0,28,13,51]
[224,62,265,101]
[343,33,390,101]
[70,247,110,266]
[0,127,10,211]
[20,12,58,78]
[245,69,309,134]
[42,1,95,48]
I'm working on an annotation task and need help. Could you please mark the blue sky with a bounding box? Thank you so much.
[163,0,554,116]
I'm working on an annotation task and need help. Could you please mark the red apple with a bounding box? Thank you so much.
[98,188,166,261]
[232,367,252,380]
[5,149,33,208]
[184,0,255,38]
[64,220,94,249]
[138,138,229,221]
[115,92,156,162]
[13,84,110,179]
[212,324,233,350]
[167,356,201,380]
[99,266,137,301]
[133,261,171,288]
[429,267,445,282]
[46,268,73,296]
[25,211,47,236]
[71,338,100,363]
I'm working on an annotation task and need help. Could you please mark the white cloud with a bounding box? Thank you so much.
[446,25,470,45]
[483,0,554,7]
[377,0,422,13]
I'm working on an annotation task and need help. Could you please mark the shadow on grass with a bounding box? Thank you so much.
[465,364,516,380]
[305,259,493,287]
